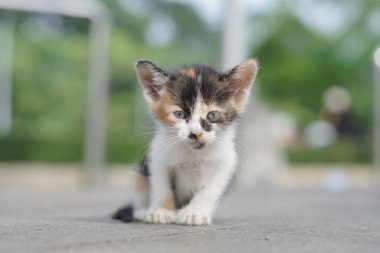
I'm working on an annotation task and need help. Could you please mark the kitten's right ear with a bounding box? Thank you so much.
[135,60,169,102]
[224,59,258,112]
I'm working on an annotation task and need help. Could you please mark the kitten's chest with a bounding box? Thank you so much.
[173,160,215,184]
[172,160,216,203]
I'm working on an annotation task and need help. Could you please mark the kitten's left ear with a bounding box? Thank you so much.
[224,59,258,111]
[135,60,169,103]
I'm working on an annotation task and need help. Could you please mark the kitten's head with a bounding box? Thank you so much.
[135,59,258,149]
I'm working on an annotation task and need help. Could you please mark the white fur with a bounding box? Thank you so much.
[143,97,238,225]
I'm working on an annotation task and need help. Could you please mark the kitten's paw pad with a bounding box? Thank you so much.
[144,208,175,224]
[176,209,211,226]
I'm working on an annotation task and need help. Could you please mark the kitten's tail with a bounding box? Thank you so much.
[112,168,149,223]
[112,205,135,222]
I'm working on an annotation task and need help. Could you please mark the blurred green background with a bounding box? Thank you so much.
[0,0,378,164]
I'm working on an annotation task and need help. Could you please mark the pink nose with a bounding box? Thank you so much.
[188,132,203,142]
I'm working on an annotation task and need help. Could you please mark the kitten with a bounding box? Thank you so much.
[113,59,257,225]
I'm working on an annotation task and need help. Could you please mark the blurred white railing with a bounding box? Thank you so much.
[0,0,111,187]
[374,47,380,179]
[0,13,14,136]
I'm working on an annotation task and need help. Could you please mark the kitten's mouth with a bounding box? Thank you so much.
[191,142,205,149]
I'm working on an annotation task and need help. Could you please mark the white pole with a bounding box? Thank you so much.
[222,0,247,69]
[83,15,111,187]
[374,47,380,180]
[0,14,15,135]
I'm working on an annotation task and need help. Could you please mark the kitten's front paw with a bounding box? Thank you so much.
[176,208,211,226]
[144,208,176,224]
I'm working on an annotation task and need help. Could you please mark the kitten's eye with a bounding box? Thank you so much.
[207,111,222,123]
[173,111,186,119]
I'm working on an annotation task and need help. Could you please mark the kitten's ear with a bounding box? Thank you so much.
[135,60,169,102]
[224,59,258,111]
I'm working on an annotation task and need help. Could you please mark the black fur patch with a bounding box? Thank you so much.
[194,65,234,106]
[136,60,169,78]
[166,64,234,120]
[139,155,150,177]
[188,133,197,140]
[112,205,134,223]
[193,143,205,149]
[200,118,212,132]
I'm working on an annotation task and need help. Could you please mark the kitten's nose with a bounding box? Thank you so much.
[188,132,203,142]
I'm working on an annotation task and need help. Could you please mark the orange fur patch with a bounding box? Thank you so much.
[179,67,196,78]
[135,173,148,194]
[159,195,175,210]
[200,101,210,116]
[150,93,176,127]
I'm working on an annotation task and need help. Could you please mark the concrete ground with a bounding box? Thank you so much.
[1,187,379,253]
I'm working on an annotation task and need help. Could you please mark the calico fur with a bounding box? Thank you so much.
[113,59,257,225]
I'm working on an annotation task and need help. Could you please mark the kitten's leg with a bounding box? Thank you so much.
[144,164,176,224]
[112,170,149,222]
[176,164,234,226]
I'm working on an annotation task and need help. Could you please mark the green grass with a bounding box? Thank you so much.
[0,134,372,164]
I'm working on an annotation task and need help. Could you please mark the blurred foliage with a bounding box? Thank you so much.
[288,137,372,164]
[251,5,377,129]
[0,0,379,164]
